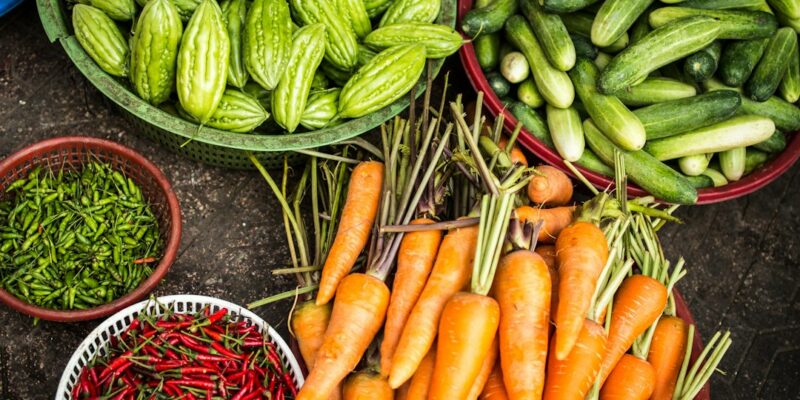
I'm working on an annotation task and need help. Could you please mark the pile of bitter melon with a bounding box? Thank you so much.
[70,0,462,133]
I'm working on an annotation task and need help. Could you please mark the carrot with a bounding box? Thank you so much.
[480,361,509,400]
[527,166,573,206]
[599,354,656,400]
[543,319,607,400]
[598,275,668,385]
[648,316,688,400]
[297,273,390,400]
[388,224,479,388]
[516,206,575,243]
[292,301,332,370]
[535,244,559,323]
[404,344,436,400]
[395,383,409,400]
[466,337,499,400]
[553,221,609,360]
[343,371,394,400]
[493,250,551,399]
[428,292,500,400]
[380,218,443,375]
[498,135,528,166]
[317,161,384,305]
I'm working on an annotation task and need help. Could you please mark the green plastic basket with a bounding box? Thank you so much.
[36,0,456,169]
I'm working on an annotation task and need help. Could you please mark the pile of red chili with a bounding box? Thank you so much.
[71,305,297,400]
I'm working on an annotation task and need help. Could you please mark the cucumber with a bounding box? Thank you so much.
[753,130,787,152]
[486,71,512,97]
[462,0,518,37]
[706,78,800,131]
[541,0,600,13]
[583,119,698,204]
[560,12,629,53]
[776,10,800,33]
[779,43,800,103]
[570,58,646,150]
[576,148,615,176]
[571,34,598,59]
[517,78,545,108]
[681,0,765,9]
[509,101,552,146]
[684,174,715,188]
[594,52,612,70]
[505,15,575,108]
[702,167,729,186]
[546,105,585,161]
[644,114,775,160]
[500,51,530,83]
[747,27,798,101]
[633,90,742,140]
[718,38,769,86]
[598,16,721,94]
[684,41,723,82]
[614,77,697,107]
[629,8,652,45]
[475,33,502,71]
[521,0,576,71]
[679,153,711,176]
[768,0,800,19]
[744,148,770,174]
[591,0,653,48]
[649,8,777,39]
[719,147,747,181]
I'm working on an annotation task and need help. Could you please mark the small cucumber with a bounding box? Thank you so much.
[570,58,646,150]
[591,0,653,48]
[576,148,615,176]
[517,78,546,108]
[718,38,769,87]
[702,167,729,187]
[644,114,775,160]
[475,33,502,71]
[571,34,598,60]
[500,51,530,83]
[649,7,778,40]
[509,101,552,146]
[706,78,800,131]
[614,77,697,107]
[768,0,800,19]
[486,71,512,97]
[753,130,787,152]
[747,27,798,101]
[505,15,575,108]
[561,12,629,52]
[541,0,600,13]
[744,148,771,174]
[598,16,721,94]
[462,0,518,37]
[584,119,698,204]
[629,8,652,45]
[779,43,800,103]
[679,153,711,176]
[594,52,612,70]
[521,0,575,71]
[684,174,715,188]
[682,0,765,9]
[546,105,585,161]
[684,41,723,82]
[719,147,747,181]
[633,90,742,140]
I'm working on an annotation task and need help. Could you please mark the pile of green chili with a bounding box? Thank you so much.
[0,162,162,310]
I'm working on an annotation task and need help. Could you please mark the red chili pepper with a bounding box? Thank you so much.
[211,342,245,360]
[202,327,223,342]
[241,391,263,400]
[71,378,84,399]
[155,360,189,372]
[226,370,247,385]
[163,383,179,396]
[186,393,198,400]
[242,339,265,348]
[156,320,195,330]
[268,372,277,392]
[283,371,297,397]
[277,383,285,400]
[207,308,228,325]
[180,335,210,354]
[142,345,161,358]
[265,350,282,369]
[110,386,134,400]
[176,366,218,376]
[100,351,133,379]
[164,348,180,360]
[167,378,217,390]
[196,354,234,363]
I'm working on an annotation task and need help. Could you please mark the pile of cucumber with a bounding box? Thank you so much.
[464,0,800,204]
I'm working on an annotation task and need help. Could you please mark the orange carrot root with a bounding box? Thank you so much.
[480,361,509,400]
[498,136,529,166]
[516,206,576,243]
[405,345,436,400]
[648,316,689,400]
[466,337,499,400]
[343,371,394,400]
[528,166,573,206]
[292,301,332,370]
[317,161,384,305]
[599,355,656,400]
[544,319,607,400]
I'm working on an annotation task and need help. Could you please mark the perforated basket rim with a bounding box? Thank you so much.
[55,294,304,399]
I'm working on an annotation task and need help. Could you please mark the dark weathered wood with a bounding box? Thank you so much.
[1,2,799,398]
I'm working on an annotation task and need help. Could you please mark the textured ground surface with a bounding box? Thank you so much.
[1,2,800,398]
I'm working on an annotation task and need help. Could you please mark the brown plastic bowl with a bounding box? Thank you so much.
[0,136,181,322]
[457,0,800,205]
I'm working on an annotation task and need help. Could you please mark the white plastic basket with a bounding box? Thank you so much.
[55,294,304,399]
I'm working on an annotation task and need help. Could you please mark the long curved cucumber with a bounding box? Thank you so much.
[649,7,777,39]
[706,78,800,132]
[634,90,742,140]
[747,27,798,101]
[614,77,697,107]
[591,0,653,48]
[521,0,575,71]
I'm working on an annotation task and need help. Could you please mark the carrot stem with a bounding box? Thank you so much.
[248,284,319,309]
[295,149,360,164]
[563,160,600,195]
[451,102,498,196]
[272,266,323,275]
[380,218,480,233]
[472,193,514,295]
[340,138,385,161]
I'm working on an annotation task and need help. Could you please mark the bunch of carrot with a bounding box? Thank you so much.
[248,86,731,400]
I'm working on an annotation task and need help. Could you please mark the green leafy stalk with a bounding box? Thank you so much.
[471,192,515,296]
